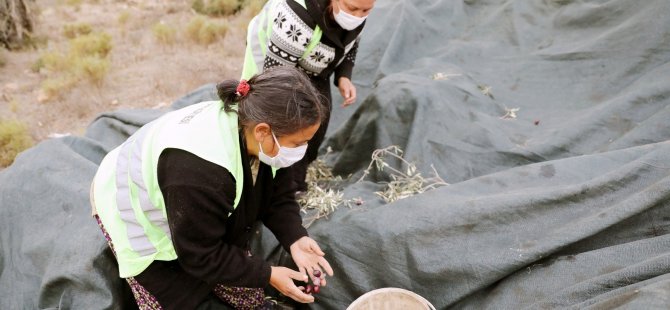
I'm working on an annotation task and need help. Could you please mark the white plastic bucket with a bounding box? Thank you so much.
[346,287,436,310]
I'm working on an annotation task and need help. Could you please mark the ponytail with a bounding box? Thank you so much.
[216,80,242,113]
[215,66,326,137]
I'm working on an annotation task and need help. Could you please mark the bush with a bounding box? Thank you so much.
[40,77,75,101]
[30,56,43,72]
[0,119,34,167]
[186,16,228,45]
[186,16,205,39]
[69,32,112,58]
[152,22,177,45]
[63,23,92,39]
[36,51,70,72]
[35,31,113,101]
[74,56,109,85]
[0,51,6,68]
[192,0,240,17]
[118,11,131,25]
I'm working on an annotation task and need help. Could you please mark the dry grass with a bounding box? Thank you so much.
[39,77,76,101]
[0,119,35,167]
[74,56,109,85]
[33,31,113,101]
[152,22,177,45]
[0,0,251,147]
[192,0,241,17]
[69,32,112,58]
[63,0,83,6]
[36,51,70,72]
[186,16,229,45]
[62,22,92,39]
[117,10,131,26]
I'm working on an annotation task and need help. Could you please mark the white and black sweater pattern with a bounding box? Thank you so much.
[264,0,359,79]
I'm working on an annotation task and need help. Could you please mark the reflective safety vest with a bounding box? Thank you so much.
[92,101,245,278]
[242,0,322,79]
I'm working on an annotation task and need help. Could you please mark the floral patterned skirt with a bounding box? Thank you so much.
[94,215,267,310]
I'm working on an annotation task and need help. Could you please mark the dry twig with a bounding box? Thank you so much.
[357,146,449,203]
[299,147,360,227]
[299,145,449,227]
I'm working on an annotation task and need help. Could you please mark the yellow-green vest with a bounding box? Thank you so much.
[92,101,245,278]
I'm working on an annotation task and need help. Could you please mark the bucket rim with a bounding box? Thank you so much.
[345,287,436,310]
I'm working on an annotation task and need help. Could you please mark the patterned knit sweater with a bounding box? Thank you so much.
[264,0,364,83]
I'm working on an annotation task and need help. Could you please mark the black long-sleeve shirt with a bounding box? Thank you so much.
[133,136,308,309]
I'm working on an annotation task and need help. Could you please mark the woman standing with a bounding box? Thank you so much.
[91,67,333,309]
[243,0,376,192]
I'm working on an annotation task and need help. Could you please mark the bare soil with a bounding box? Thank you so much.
[0,0,249,141]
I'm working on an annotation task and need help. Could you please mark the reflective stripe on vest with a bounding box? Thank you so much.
[242,0,323,80]
[115,123,170,257]
[93,101,244,278]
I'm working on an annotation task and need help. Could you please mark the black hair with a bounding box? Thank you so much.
[216,66,327,137]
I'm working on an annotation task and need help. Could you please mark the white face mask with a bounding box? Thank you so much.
[258,131,308,169]
[334,1,367,31]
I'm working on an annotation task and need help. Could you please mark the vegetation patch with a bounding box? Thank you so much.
[117,11,131,26]
[34,31,112,101]
[0,119,34,167]
[192,0,240,17]
[152,22,177,45]
[74,56,109,85]
[186,16,228,45]
[62,22,92,39]
[69,32,112,58]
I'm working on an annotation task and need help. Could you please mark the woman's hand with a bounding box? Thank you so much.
[338,77,357,107]
[269,266,314,303]
[290,236,334,285]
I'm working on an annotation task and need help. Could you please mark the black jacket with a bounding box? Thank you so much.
[133,134,308,309]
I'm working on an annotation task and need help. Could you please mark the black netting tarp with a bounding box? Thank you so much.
[2,0,670,309]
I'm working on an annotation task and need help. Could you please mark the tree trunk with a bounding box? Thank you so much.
[0,0,35,50]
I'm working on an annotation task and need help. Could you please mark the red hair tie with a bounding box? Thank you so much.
[236,80,251,98]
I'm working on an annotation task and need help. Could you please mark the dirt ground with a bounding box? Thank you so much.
[0,0,250,142]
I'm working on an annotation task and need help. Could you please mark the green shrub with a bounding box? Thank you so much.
[0,119,34,167]
[69,32,112,58]
[186,16,228,45]
[63,23,92,39]
[152,22,177,45]
[186,16,205,40]
[192,0,240,16]
[118,11,131,25]
[74,56,109,85]
[36,51,71,72]
[40,77,75,101]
